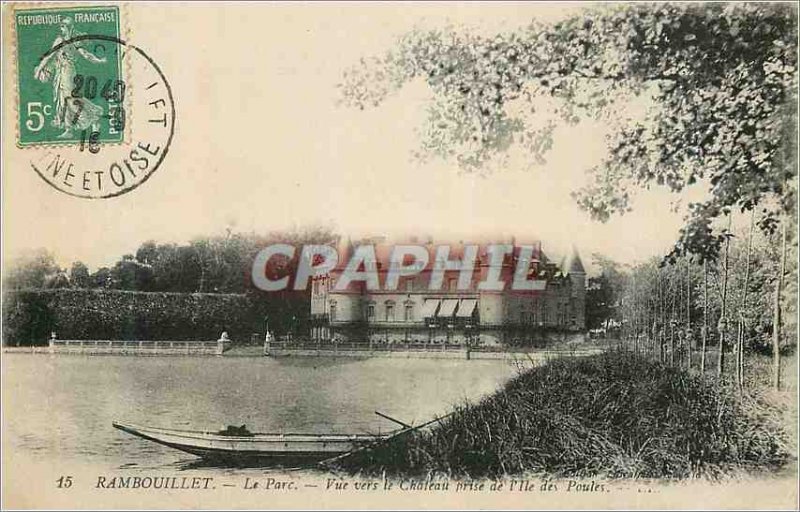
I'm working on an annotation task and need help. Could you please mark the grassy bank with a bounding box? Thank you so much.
[336,350,792,479]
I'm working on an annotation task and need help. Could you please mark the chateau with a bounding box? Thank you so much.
[309,237,586,346]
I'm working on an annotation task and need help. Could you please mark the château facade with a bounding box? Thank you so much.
[309,237,586,346]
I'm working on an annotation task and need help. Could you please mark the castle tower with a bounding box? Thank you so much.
[562,245,586,331]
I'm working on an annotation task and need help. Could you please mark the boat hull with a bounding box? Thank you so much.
[112,422,385,463]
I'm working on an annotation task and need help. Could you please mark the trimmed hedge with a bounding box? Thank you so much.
[2,289,270,345]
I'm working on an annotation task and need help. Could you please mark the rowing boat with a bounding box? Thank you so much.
[112,421,390,463]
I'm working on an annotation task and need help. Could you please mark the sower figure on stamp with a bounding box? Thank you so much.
[33,17,106,138]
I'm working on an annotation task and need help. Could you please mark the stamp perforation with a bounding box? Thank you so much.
[9,2,132,149]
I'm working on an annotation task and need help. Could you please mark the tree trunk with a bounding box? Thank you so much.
[737,209,755,392]
[660,269,666,363]
[650,316,655,356]
[632,273,638,354]
[677,266,684,368]
[701,259,708,376]
[717,214,732,381]
[669,322,675,366]
[773,220,787,391]
[686,256,692,370]
[670,290,676,366]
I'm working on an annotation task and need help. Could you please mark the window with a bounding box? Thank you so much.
[448,277,457,292]
[405,304,413,321]
[367,304,375,319]
[386,303,395,322]
[405,279,414,292]
[330,303,337,321]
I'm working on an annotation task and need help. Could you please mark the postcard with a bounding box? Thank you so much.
[2,2,798,510]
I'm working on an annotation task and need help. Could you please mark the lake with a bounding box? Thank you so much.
[2,353,520,476]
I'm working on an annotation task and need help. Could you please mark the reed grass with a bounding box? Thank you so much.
[336,350,791,479]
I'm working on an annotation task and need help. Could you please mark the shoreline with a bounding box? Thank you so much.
[2,342,605,360]
[3,339,225,356]
[266,347,603,360]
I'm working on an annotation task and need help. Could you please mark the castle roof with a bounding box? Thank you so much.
[561,246,586,275]
[327,236,583,277]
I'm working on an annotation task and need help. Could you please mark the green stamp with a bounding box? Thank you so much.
[15,6,123,146]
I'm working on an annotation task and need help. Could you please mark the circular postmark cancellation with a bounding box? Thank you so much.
[25,34,175,199]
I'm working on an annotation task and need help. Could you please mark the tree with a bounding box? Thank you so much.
[586,275,613,331]
[135,241,158,266]
[717,215,732,380]
[773,221,787,389]
[585,254,627,333]
[340,3,797,261]
[701,259,709,374]
[588,214,795,388]
[735,210,755,391]
[3,248,61,289]
[69,261,92,288]
[91,267,113,289]
[110,254,155,291]
[44,271,70,289]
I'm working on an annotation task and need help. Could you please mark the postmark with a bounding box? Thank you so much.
[13,5,175,198]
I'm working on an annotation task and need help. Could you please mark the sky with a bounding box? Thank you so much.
[2,3,705,274]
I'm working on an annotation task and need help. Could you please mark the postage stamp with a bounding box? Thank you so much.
[15,5,124,146]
